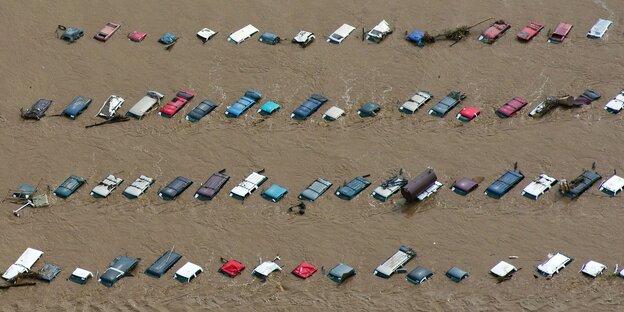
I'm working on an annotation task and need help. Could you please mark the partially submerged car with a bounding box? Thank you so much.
[528,95,574,118]
[299,178,332,201]
[186,99,218,122]
[327,24,356,44]
[456,105,480,121]
[219,259,245,278]
[69,268,93,285]
[60,26,84,43]
[517,21,543,41]
[261,184,288,202]
[229,171,268,200]
[225,90,262,118]
[126,91,165,119]
[144,250,182,279]
[451,177,479,196]
[98,255,139,287]
[536,252,572,278]
[580,260,607,278]
[252,259,282,280]
[490,261,518,279]
[521,174,558,200]
[38,263,62,281]
[21,99,53,120]
[159,176,193,200]
[159,32,177,45]
[227,24,259,44]
[548,23,573,43]
[196,28,217,43]
[357,103,380,117]
[603,91,624,114]
[598,174,624,197]
[53,175,85,198]
[587,19,612,39]
[374,246,416,278]
[365,20,392,43]
[406,266,433,285]
[292,31,315,47]
[96,95,124,119]
[559,169,601,199]
[62,96,92,120]
[291,94,329,120]
[335,176,371,200]
[327,263,355,284]
[446,267,468,283]
[128,31,147,42]
[174,262,203,283]
[292,262,317,279]
[194,170,230,200]
[371,175,407,201]
[428,91,466,117]
[94,22,121,42]
[257,101,281,116]
[405,29,426,46]
[399,91,433,114]
[90,175,123,198]
[496,96,528,118]
[573,89,601,105]
[478,20,511,43]
[484,170,524,199]
[12,184,36,199]
[2,247,44,281]
[159,90,194,118]
[258,32,281,45]
[401,168,443,201]
[122,175,154,199]
[322,106,345,121]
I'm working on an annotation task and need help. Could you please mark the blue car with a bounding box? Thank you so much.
[62,96,92,119]
[53,175,86,198]
[258,32,281,45]
[428,91,466,117]
[258,101,281,116]
[98,256,139,288]
[291,94,329,120]
[406,30,425,46]
[225,90,262,118]
[484,170,524,199]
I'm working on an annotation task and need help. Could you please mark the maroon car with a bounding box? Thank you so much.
[496,97,528,118]
[478,21,511,44]
[94,22,120,41]
[548,23,573,43]
[194,171,230,200]
[159,90,194,118]
[517,22,544,41]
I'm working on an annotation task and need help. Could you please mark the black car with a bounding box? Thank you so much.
[159,176,193,200]
[98,256,139,287]
[186,99,218,122]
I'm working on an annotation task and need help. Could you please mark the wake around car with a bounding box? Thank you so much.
[159,90,194,118]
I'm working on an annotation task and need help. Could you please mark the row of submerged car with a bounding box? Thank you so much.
[58,17,614,47]
[19,88,624,123]
[2,245,619,289]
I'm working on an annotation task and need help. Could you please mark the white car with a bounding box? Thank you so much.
[603,91,624,114]
[521,174,558,200]
[536,252,573,278]
[229,171,267,199]
[400,91,433,114]
[126,91,164,119]
[90,175,124,198]
[322,106,345,121]
[580,260,607,277]
[365,20,392,43]
[599,174,624,196]
[327,24,356,44]
[292,31,315,47]
[587,18,612,39]
[197,28,217,43]
[174,262,203,283]
[227,24,259,44]
[2,248,44,281]
[252,260,281,279]
[490,261,518,278]
[122,175,155,199]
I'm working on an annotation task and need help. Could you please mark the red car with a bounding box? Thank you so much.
[496,97,528,118]
[128,31,147,42]
[548,23,573,43]
[517,22,544,41]
[478,21,511,43]
[456,105,480,121]
[94,22,120,41]
[159,90,194,118]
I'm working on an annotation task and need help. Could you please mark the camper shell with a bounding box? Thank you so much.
[536,252,572,277]
[451,178,479,196]
[580,260,607,278]
[292,31,315,47]
[144,250,182,279]
[228,25,259,44]
[186,99,218,122]
[428,91,466,117]
[559,170,601,199]
[496,97,528,118]
[599,175,624,197]
[229,171,267,200]
[484,170,524,199]
[335,176,371,200]
[603,91,624,114]
[327,263,355,284]
[446,267,468,282]
[2,248,44,281]
[371,175,407,201]
[587,19,612,39]
[292,262,317,279]
[195,171,230,200]
[327,24,356,44]
[53,175,85,198]
[159,176,193,200]
[299,178,332,201]
[521,174,558,200]
[261,184,288,202]
[225,90,262,117]
[196,28,217,43]
[400,91,433,114]
[126,91,165,119]
[90,175,123,198]
[174,262,203,283]
[374,246,417,278]
[96,95,124,119]
[122,175,154,199]
[159,90,194,118]
[219,260,245,277]
[322,106,345,121]
[490,261,517,278]
[98,256,139,287]
[291,94,329,120]
[406,266,433,285]
[365,20,392,43]
[63,96,92,119]
[21,99,53,120]
[401,168,443,201]
[69,268,93,284]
